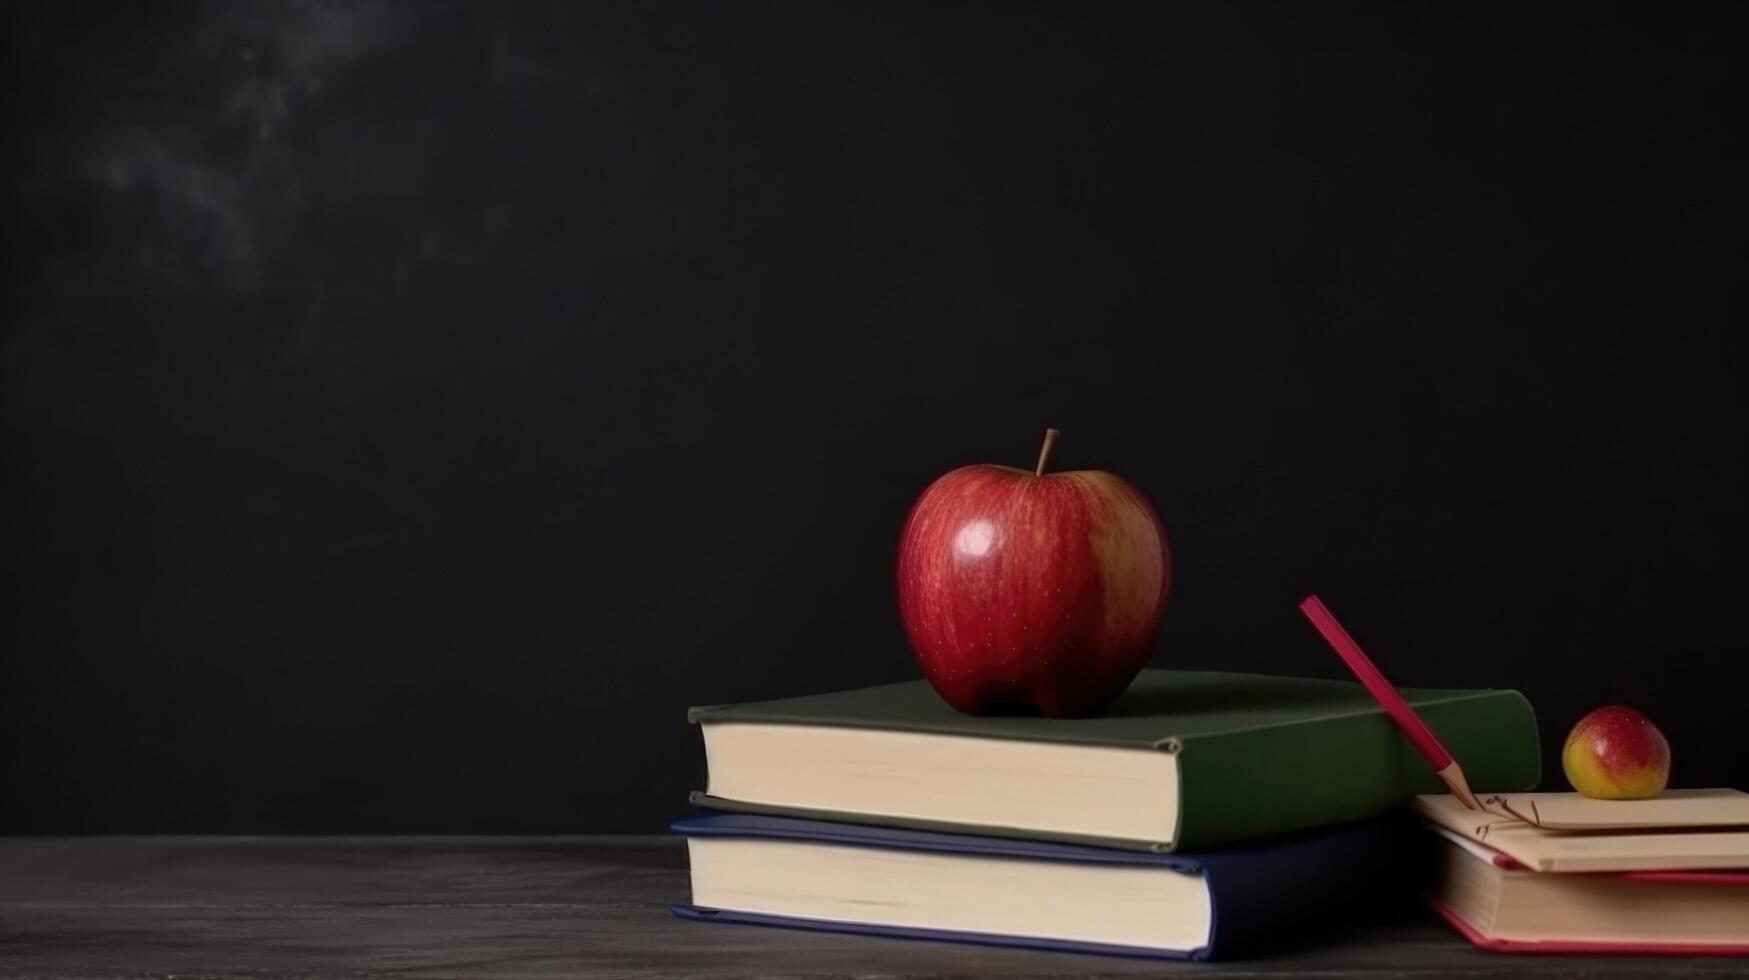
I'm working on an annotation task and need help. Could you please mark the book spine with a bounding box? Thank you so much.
[1174,689,1539,851]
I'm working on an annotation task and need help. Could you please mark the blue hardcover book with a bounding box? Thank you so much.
[672,813,1414,961]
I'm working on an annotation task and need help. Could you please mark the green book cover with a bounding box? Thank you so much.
[689,669,1539,851]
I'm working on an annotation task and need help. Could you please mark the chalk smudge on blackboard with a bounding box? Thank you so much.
[91,1,441,290]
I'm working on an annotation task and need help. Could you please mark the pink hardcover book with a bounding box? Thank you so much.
[1428,826,1749,955]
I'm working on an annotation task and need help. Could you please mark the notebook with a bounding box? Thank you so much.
[1415,790,1749,872]
[1430,830,1749,954]
[672,813,1414,961]
[690,670,1539,851]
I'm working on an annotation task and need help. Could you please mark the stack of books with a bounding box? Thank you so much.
[1418,790,1749,953]
[672,669,1540,959]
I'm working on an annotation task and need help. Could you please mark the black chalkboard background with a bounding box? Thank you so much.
[4,2,1745,832]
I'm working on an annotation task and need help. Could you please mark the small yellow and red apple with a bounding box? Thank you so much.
[895,429,1170,717]
[1562,705,1670,799]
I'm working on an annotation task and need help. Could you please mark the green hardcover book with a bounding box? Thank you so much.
[688,670,1539,852]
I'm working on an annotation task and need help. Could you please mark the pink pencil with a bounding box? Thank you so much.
[1299,595,1483,811]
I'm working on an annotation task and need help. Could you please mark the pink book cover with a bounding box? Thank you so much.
[1430,828,1749,955]
[1430,899,1749,957]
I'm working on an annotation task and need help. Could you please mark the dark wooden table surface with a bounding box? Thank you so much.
[1,836,1743,979]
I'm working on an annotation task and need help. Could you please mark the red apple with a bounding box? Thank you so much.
[895,429,1170,717]
[1562,705,1671,799]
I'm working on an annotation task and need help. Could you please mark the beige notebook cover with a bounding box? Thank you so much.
[1414,790,1749,873]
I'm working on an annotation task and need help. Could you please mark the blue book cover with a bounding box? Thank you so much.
[672,812,1416,961]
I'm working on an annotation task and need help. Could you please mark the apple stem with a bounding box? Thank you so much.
[1033,428,1061,477]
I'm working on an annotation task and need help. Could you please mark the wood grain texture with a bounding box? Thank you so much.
[0,836,1743,979]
